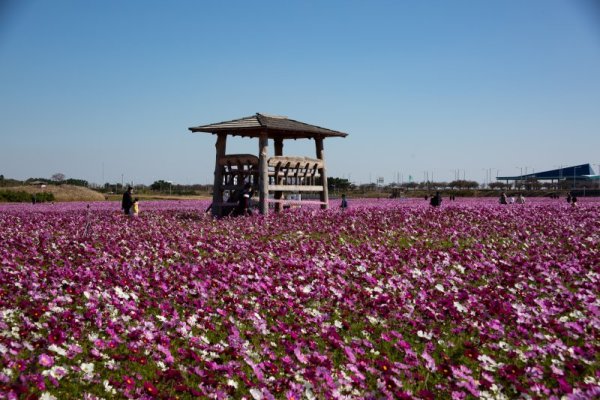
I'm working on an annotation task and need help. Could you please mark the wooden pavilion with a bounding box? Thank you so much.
[188,113,348,216]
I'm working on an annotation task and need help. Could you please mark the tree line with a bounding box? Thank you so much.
[0,174,89,188]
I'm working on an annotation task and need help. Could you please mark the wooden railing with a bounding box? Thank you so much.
[218,154,259,190]
[267,156,324,192]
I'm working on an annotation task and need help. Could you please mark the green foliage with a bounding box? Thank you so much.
[149,180,203,195]
[0,178,23,187]
[0,191,55,203]
[489,182,509,190]
[449,180,479,189]
[63,178,89,187]
[52,173,66,182]
[150,180,171,191]
[328,177,352,191]
[25,177,52,184]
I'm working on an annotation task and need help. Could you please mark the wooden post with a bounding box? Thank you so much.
[274,138,284,212]
[315,137,329,209]
[258,133,269,215]
[211,133,227,216]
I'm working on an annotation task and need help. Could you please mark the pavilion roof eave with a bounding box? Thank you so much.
[188,128,339,140]
[188,113,348,140]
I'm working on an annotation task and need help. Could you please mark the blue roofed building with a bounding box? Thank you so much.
[496,163,599,188]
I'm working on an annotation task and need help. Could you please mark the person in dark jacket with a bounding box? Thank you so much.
[121,186,134,215]
[499,192,508,205]
[430,191,442,207]
[340,193,348,210]
[235,183,254,216]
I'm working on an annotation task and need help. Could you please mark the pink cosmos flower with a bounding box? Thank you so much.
[38,354,54,367]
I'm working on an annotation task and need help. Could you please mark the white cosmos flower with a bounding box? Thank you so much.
[103,379,116,394]
[156,361,167,371]
[453,301,468,313]
[584,376,598,385]
[417,330,433,340]
[42,366,68,380]
[48,344,67,356]
[39,393,57,400]
[302,285,313,294]
[114,286,130,300]
[80,362,94,374]
[227,379,238,389]
[187,314,198,326]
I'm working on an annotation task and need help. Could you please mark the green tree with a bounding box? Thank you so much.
[489,182,509,190]
[449,180,480,190]
[150,180,170,192]
[64,178,89,187]
[328,177,351,191]
[52,173,66,182]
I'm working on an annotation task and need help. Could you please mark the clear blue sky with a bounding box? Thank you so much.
[1,0,599,185]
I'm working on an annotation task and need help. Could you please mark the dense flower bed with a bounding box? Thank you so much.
[0,198,599,399]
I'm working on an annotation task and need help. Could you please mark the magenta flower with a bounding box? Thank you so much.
[0,198,598,397]
[122,375,135,389]
[38,353,54,367]
[143,381,159,396]
[47,329,65,345]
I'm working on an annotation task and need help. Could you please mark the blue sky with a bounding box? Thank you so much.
[1,0,599,185]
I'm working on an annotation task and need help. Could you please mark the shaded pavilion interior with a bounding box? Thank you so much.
[189,113,348,216]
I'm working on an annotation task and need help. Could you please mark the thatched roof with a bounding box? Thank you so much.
[189,113,348,140]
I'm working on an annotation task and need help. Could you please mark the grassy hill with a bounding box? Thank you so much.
[2,184,106,202]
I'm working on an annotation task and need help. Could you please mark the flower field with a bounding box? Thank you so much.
[0,198,599,399]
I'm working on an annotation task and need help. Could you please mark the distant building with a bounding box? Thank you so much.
[497,164,599,187]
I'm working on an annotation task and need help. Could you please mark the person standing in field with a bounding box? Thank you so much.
[341,193,348,210]
[121,186,134,215]
[430,191,442,207]
[132,198,140,216]
[236,183,253,216]
[499,192,508,205]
